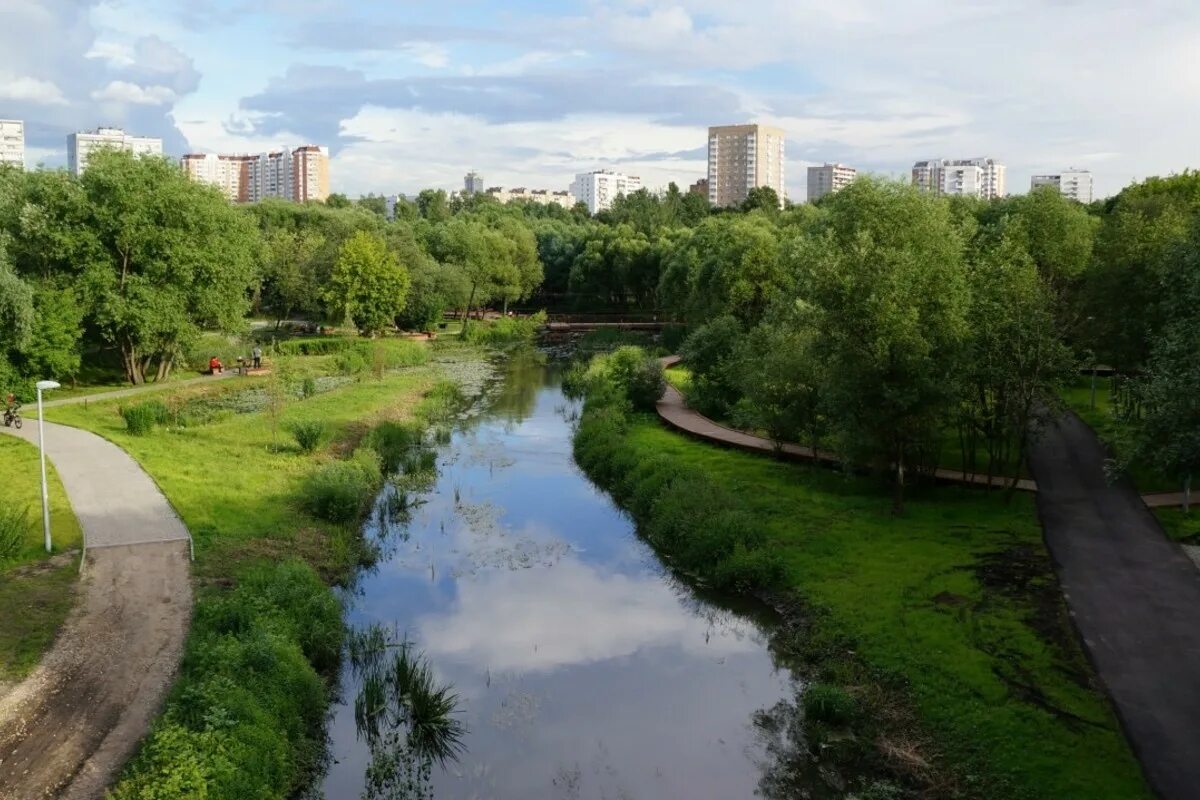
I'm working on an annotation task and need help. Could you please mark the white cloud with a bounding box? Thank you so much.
[400,42,450,69]
[85,40,136,67]
[0,74,68,105]
[416,557,764,673]
[91,80,177,105]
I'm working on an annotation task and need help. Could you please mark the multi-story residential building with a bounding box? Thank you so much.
[182,145,329,203]
[688,178,708,197]
[485,186,574,209]
[806,163,856,202]
[291,145,329,202]
[912,157,1005,199]
[464,171,483,196]
[706,123,786,208]
[1031,169,1093,204]
[569,170,642,215]
[68,127,162,176]
[0,120,24,168]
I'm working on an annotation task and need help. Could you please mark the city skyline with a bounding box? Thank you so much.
[1,3,1196,200]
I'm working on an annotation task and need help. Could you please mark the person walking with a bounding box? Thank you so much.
[252,345,262,369]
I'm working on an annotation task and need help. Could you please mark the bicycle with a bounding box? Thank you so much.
[3,404,22,429]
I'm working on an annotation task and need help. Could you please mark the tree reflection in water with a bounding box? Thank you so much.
[348,625,467,799]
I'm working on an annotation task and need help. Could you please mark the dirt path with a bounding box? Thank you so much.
[1027,412,1200,800]
[0,422,192,800]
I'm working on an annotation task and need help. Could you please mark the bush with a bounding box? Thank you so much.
[287,420,327,453]
[462,310,547,346]
[0,505,32,561]
[301,452,381,523]
[803,683,858,726]
[363,421,423,473]
[109,560,342,800]
[277,338,357,356]
[606,346,666,411]
[120,400,169,435]
[334,349,368,376]
[300,377,317,399]
[680,316,743,417]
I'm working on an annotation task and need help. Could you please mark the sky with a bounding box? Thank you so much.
[2,0,1198,200]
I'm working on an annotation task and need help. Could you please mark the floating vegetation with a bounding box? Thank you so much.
[348,625,467,800]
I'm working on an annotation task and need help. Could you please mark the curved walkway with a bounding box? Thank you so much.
[0,421,192,800]
[657,356,1195,507]
[1028,412,1200,800]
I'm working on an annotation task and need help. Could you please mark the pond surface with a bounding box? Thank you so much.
[318,352,805,799]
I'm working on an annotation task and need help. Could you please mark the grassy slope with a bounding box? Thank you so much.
[0,437,84,681]
[45,363,438,577]
[620,418,1149,800]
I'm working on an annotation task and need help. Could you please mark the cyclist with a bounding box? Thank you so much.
[3,392,21,428]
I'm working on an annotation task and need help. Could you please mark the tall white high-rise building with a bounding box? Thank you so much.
[182,146,329,203]
[1031,169,1093,204]
[807,163,856,202]
[707,123,786,207]
[912,157,1005,199]
[569,170,642,215]
[464,171,483,196]
[68,127,163,176]
[0,120,24,168]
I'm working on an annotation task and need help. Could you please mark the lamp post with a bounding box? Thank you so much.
[35,380,60,553]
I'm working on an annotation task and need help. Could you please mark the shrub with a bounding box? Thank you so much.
[277,338,357,356]
[606,346,666,411]
[680,316,743,417]
[462,310,547,346]
[300,377,317,399]
[109,560,342,800]
[334,349,368,376]
[301,454,380,523]
[0,505,32,561]
[120,400,169,435]
[803,683,858,726]
[363,421,423,473]
[287,420,327,454]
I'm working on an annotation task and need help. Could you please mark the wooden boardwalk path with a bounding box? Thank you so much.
[656,356,1192,507]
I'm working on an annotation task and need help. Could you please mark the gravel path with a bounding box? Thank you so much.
[0,422,192,800]
[1027,412,1200,800]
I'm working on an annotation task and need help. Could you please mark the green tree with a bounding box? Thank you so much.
[326,231,411,336]
[261,228,325,325]
[18,285,84,382]
[325,193,352,209]
[416,189,451,222]
[80,150,261,383]
[741,186,781,214]
[794,179,970,511]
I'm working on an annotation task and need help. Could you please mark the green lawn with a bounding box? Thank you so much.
[0,436,84,681]
[617,418,1150,800]
[45,358,439,579]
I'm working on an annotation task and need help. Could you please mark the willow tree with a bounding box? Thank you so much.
[794,178,970,511]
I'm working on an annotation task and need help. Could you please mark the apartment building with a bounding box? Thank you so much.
[182,145,329,203]
[806,163,856,202]
[706,123,786,208]
[1031,169,1093,204]
[485,186,574,209]
[68,127,163,176]
[569,170,642,215]
[689,177,708,197]
[912,157,1005,199]
[464,171,483,196]
[0,120,24,168]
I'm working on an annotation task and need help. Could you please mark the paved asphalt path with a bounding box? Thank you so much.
[1027,411,1200,800]
[0,421,192,800]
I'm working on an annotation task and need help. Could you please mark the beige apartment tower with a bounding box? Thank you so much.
[707,123,786,208]
[807,163,856,202]
[183,145,329,203]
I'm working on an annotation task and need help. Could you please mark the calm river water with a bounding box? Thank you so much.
[318,352,805,799]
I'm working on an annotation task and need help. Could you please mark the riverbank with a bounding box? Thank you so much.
[0,436,82,684]
[572,353,1150,800]
[39,338,491,798]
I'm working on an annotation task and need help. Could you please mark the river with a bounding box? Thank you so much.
[317,350,806,799]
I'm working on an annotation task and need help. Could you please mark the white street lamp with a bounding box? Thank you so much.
[35,380,60,553]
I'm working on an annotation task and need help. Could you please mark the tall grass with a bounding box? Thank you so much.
[0,505,32,562]
[462,311,547,346]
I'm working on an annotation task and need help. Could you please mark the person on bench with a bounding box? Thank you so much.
[209,356,224,375]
